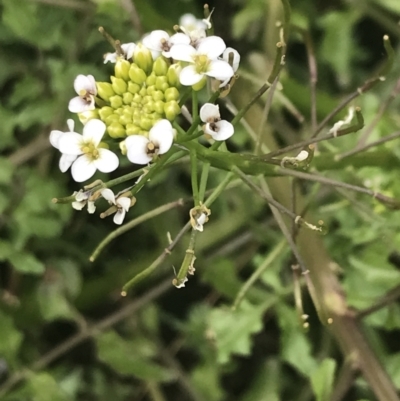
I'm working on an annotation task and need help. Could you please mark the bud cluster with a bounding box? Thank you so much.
[95,53,181,139]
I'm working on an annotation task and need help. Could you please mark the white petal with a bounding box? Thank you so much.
[101,188,116,204]
[72,201,86,210]
[296,150,309,161]
[149,120,174,154]
[73,74,96,94]
[67,119,75,132]
[207,120,234,141]
[94,149,119,173]
[206,60,234,80]
[104,52,118,64]
[126,135,152,165]
[59,154,77,172]
[170,33,191,45]
[75,190,90,201]
[82,119,106,146]
[143,30,169,51]
[117,197,131,212]
[58,132,83,155]
[121,43,136,59]
[197,36,225,59]
[200,103,220,122]
[179,65,203,86]
[71,155,97,182]
[113,209,126,225]
[68,96,93,113]
[87,201,96,214]
[49,130,63,148]
[169,44,196,62]
[180,14,198,30]
[223,47,240,72]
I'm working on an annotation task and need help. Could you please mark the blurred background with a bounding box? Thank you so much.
[1,0,400,400]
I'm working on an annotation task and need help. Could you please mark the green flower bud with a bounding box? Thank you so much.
[167,64,182,87]
[192,76,207,91]
[153,100,165,115]
[119,140,127,155]
[152,90,164,102]
[153,57,169,76]
[146,73,157,86]
[114,59,130,81]
[96,82,115,101]
[142,95,151,105]
[126,124,141,136]
[139,87,147,97]
[120,113,133,126]
[105,113,120,125]
[132,93,142,104]
[146,85,156,96]
[78,109,99,125]
[164,87,180,102]
[109,95,123,109]
[164,100,181,121]
[123,92,134,105]
[98,141,109,150]
[129,64,147,85]
[111,76,127,95]
[155,76,169,92]
[140,117,153,131]
[133,43,153,74]
[99,106,114,120]
[107,122,126,138]
[128,82,141,94]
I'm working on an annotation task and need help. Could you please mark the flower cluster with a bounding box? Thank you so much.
[50,12,240,225]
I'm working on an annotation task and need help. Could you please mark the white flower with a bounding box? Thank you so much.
[200,103,234,141]
[72,190,96,213]
[104,42,136,63]
[169,36,234,86]
[125,119,174,165]
[142,30,190,58]
[68,75,97,113]
[179,13,208,33]
[57,119,119,182]
[101,188,131,225]
[49,119,78,172]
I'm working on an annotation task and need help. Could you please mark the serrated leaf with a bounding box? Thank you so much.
[311,359,337,401]
[96,330,172,381]
[208,299,273,364]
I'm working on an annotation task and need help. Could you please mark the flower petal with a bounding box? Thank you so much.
[200,103,220,123]
[49,130,63,148]
[121,43,136,59]
[87,201,96,214]
[73,74,96,94]
[113,209,126,225]
[206,120,234,141]
[94,149,119,173]
[101,188,116,204]
[68,96,93,113]
[126,135,152,165]
[67,119,75,132]
[179,65,203,86]
[222,47,240,72]
[169,44,196,62]
[59,154,77,172]
[104,52,118,64]
[170,33,191,46]
[72,201,86,210]
[117,197,131,212]
[197,36,225,59]
[82,119,106,145]
[143,30,169,52]
[206,60,234,80]
[71,155,97,182]
[58,132,83,155]
[149,120,174,154]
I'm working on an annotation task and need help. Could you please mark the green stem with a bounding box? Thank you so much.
[192,90,198,120]
[175,229,197,286]
[198,162,210,203]
[190,149,200,206]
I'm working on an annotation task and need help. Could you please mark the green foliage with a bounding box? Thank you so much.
[311,359,337,401]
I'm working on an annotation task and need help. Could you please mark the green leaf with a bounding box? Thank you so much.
[9,251,45,274]
[192,362,225,401]
[311,359,337,401]
[96,330,172,381]
[208,299,273,364]
[0,310,23,368]
[28,372,71,401]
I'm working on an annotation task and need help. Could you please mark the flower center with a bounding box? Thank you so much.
[78,89,93,103]
[193,54,210,74]
[81,141,100,161]
[146,141,159,157]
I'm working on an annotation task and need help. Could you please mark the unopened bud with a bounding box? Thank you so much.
[167,64,181,87]
[78,109,99,125]
[111,76,127,95]
[129,64,147,85]
[153,57,169,76]
[164,100,181,121]
[133,44,153,74]
[192,76,207,91]
[164,87,180,102]
[114,59,130,81]
[96,82,115,101]
[109,95,123,109]
[107,122,126,138]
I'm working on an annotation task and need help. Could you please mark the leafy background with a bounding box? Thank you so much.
[1,0,400,400]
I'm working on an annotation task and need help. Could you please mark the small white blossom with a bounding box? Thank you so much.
[49,119,78,172]
[142,30,190,58]
[179,13,208,33]
[68,75,97,113]
[57,119,119,182]
[101,188,131,225]
[72,190,96,213]
[169,36,234,86]
[200,103,234,141]
[125,119,174,165]
[104,42,136,63]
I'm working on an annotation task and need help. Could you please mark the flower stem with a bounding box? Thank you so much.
[190,149,200,206]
